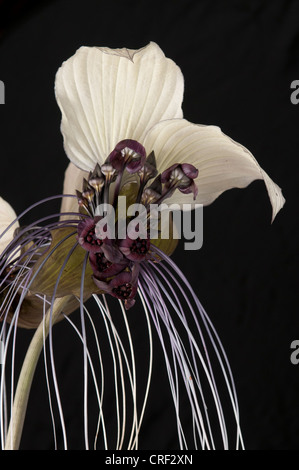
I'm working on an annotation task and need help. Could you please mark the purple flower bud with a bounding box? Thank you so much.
[108,139,146,174]
[100,163,117,181]
[161,163,199,200]
[138,151,158,184]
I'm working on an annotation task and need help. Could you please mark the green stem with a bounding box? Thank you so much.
[4,295,71,450]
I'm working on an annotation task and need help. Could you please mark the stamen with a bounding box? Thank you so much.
[101,163,117,182]
[82,188,95,202]
[89,177,104,193]
[121,147,139,161]
[76,190,92,216]
[136,151,158,203]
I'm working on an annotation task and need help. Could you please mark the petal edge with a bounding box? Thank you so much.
[55,42,184,171]
[143,119,285,221]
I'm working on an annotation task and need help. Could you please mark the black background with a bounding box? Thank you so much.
[0,0,297,451]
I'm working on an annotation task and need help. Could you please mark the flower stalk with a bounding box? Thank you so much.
[4,295,71,450]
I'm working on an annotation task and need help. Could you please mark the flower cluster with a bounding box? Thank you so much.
[76,138,198,309]
[0,42,285,329]
[0,41,286,451]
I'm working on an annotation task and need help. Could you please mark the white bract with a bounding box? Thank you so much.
[55,42,285,220]
[0,197,19,254]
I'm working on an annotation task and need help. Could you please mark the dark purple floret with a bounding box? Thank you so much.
[93,267,139,309]
[108,139,146,174]
[118,235,150,262]
[161,163,199,199]
[77,218,104,253]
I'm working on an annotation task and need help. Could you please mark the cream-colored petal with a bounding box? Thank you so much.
[55,42,184,171]
[143,119,285,221]
[60,163,89,220]
[0,197,20,254]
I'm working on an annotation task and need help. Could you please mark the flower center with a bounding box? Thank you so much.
[130,237,149,255]
[112,282,133,299]
[84,228,103,247]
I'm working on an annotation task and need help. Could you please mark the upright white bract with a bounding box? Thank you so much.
[55,42,285,220]
[0,197,19,255]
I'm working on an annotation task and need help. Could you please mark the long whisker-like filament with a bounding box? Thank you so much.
[79,252,89,449]
[128,288,153,451]
[152,249,244,449]
[0,187,244,450]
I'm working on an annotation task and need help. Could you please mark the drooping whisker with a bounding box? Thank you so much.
[0,225,77,319]
[137,279,188,449]
[0,196,83,282]
[79,252,89,449]
[140,265,217,449]
[139,274,213,449]
[45,238,80,450]
[149,262,225,418]
[151,248,243,448]
[61,308,107,449]
[0,230,80,447]
[66,299,108,450]
[0,258,32,327]
[71,291,152,451]
[93,294,136,450]
[40,295,58,450]
[0,194,78,245]
[3,216,79,255]
[0,269,33,448]
[137,252,244,450]
[98,295,128,450]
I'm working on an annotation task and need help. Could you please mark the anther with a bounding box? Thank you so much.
[82,188,95,202]
[101,163,117,182]
[76,190,91,214]
[89,176,104,191]
[121,147,140,162]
